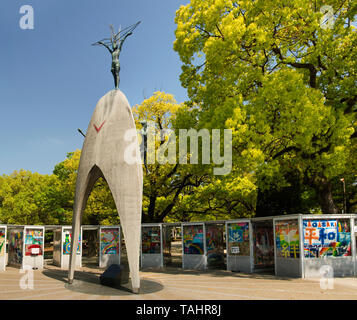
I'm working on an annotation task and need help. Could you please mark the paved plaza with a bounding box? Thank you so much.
[0,265,357,300]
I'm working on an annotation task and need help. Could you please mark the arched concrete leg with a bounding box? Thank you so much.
[103,165,142,293]
[68,166,103,283]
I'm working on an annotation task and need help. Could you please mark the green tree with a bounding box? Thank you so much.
[133,91,209,222]
[53,150,119,225]
[174,0,356,214]
[170,95,258,221]
[0,170,69,225]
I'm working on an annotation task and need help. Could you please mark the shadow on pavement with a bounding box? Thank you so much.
[141,266,296,281]
[41,267,164,296]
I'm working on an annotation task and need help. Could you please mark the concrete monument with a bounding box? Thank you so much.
[68,23,143,294]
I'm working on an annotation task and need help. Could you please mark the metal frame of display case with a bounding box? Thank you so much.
[7,225,45,270]
[0,225,7,271]
[273,214,357,278]
[53,226,83,269]
[273,214,302,277]
[205,221,226,269]
[181,222,206,270]
[81,225,100,267]
[225,219,253,273]
[141,223,163,268]
[99,225,121,268]
[250,216,275,273]
[300,214,356,278]
[1,214,356,279]
[162,222,181,267]
[23,225,45,270]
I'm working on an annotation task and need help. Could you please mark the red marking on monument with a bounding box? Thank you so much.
[94,121,106,133]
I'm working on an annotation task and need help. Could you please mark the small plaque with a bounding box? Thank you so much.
[31,248,40,255]
[231,247,240,254]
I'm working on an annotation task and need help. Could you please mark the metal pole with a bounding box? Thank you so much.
[77,128,86,137]
[341,178,347,213]
[343,179,347,213]
[249,220,254,273]
[225,222,229,271]
[273,219,277,276]
[160,224,163,268]
[350,218,356,277]
[298,215,304,278]
[203,223,207,270]
[181,224,185,269]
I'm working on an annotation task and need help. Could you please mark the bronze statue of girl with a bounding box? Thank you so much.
[93,22,141,89]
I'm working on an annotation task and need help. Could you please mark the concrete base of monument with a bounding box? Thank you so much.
[132,287,140,294]
[64,279,147,296]
[45,265,162,296]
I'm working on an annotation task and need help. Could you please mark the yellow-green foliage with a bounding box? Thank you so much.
[174,0,356,213]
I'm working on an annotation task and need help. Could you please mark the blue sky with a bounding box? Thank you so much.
[0,0,189,175]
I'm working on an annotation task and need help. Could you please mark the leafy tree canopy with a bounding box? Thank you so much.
[174,0,357,214]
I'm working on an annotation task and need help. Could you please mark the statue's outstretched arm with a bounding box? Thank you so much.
[92,41,113,53]
[119,32,133,51]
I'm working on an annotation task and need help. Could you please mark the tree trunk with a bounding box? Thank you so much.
[142,195,157,223]
[255,188,266,217]
[314,179,339,214]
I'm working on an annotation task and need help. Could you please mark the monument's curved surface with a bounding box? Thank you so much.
[68,90,143,293]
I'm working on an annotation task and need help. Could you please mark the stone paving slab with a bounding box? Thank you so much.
[0,265,356,300]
